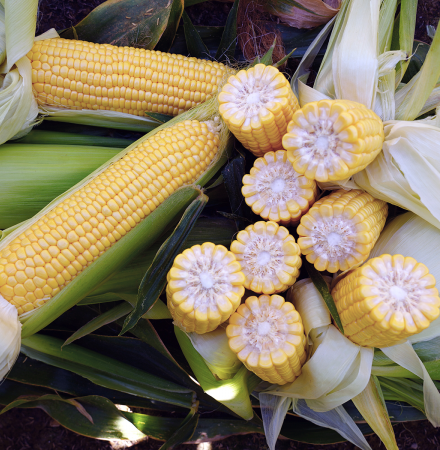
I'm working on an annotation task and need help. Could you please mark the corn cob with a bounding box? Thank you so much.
[166,243,245,334]
[0,119,220,316]
[218,64,299,157]
[227,294,307,385]
[282,99,384,182]
[28,38,233,116]
[297,189,388,273]
[332,254,440,347]
[242,150,318,226]
[230,221,302,294]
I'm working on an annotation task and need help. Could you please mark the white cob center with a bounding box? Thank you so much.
[199,272,215,289]
[253,159,301,208]
[310,218,356,259]
[389,286,407,301]
[243,234,285,278]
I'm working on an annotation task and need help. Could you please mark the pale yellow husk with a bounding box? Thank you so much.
[0,293,21,380]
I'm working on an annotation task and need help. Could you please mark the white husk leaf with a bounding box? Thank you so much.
[370,212,440,343]
[0,294,21,381]
[298,79,331,107]
[352,119,440,229]
[186,324,242,380]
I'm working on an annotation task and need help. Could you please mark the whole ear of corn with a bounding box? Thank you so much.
[282,99,384,182]
[166,243,245,334]
[227,294,307,385]
[242,150,318,226]
[0,119,220,316]
[218,64,299,157]
[28,38,233,116]
[332,254,440,347]
[230,221,302,294]
[297,189,388,273]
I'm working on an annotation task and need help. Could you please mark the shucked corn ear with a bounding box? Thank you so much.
[218,64,299,157]
[166,243,245,334]
[28,38,233,116]
[230,221,302,294]
[282,99,384,182]
[242,150,318,226]
[0,119,220,316]
[227,294,307,385]
[297,189,388,273]
[332,254,440,347]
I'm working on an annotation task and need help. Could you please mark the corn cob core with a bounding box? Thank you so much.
[242,150,318,226]
[332,254,440,347]
[230,221,302,294]
[28,38,233,116]
[227,294,307,385]
[0,120,220,315]
[282,99,384,182]
[218,64,299,157]
[166,243,245,334]
[297,189,388,273]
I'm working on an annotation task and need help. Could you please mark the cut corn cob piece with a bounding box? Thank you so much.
[332,254,440,347]
[28,38,233,116]
[218,64,299,157]
[297,189,388,273]
[230,221,302,294]
[226,294,307,385]
[282,99,384,182]
[166,243,245,334]
[242,150,318,226]
[0,120,220,316]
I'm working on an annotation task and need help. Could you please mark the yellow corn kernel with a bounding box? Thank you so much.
[218,64,299,157]
[242,150,318,226]
[0,120,220,316]
[226,294,307,385]
[166,243,245,334]
[297,189,388,273]
[332,254,440,347]
[282,99,384,182]
[230,221,302,294]
[28,38,234,117]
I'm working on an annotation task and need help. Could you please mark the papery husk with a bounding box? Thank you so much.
[186,324,242,380]
[0,294,21,381]
[352,119,440,230]
[265,0,341,29]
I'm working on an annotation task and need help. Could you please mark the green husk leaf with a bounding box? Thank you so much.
[378,377,425,412]
[258,38,276,66]
[155,0,184,52]
[182,11,211,59]
[121,193,208,334]
[303,260,344,333]
[159,400,199,449]
[175,326,260,419]
[352,376,398,450]
[402,41,430,83]
[396,0,417,81]
[144,112,174,123]
[215,0,239,63]
[273,47,296,68]
[378,0,398,53]
[21,334,194,408]
[59,0,176,49]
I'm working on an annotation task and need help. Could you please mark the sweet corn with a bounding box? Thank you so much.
[282,99,384,182]
[0,120,220,315]
[230,221,302,294]
[297,189,388,273]
[242,150,318,226]
[218,64,299,157]
[332,254,440,347]
[227,294,307,385]
[28,38,233,116]
[166,243,245,334]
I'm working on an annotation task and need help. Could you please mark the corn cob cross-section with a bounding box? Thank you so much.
[166,243,245,334]
[332,254,440,347]
[242,150,318,226]
[282,99,384,182]
[297,189,388,273]
[28,38,233,116]
[227,294,307,385]
[230,221,302,294]
[0,120,220,316]
[218,64,299,157]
